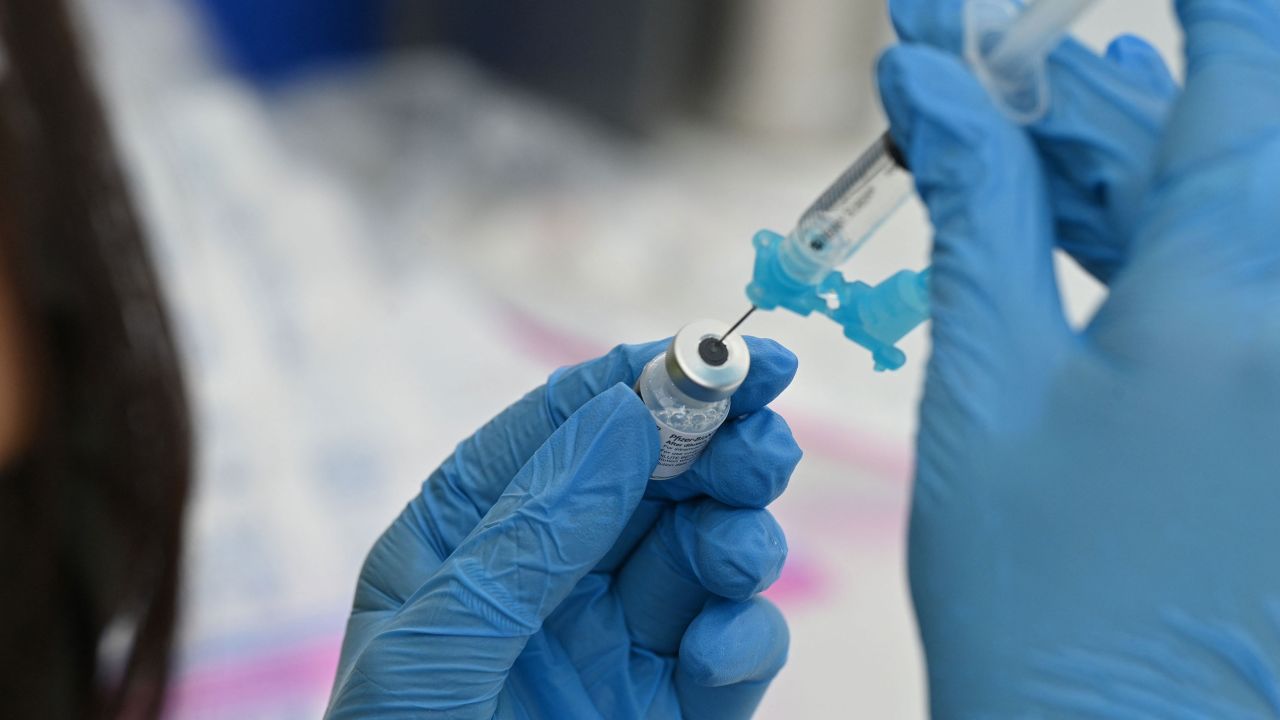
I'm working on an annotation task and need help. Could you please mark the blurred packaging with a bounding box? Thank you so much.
[188,0,387,83]
[386,0,713,131]
[185,0,892,137]
[708,0,894,139]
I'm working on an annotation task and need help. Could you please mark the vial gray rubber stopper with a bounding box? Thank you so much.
[664,319,751,402]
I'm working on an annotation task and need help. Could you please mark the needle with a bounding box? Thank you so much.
[720,306,757,343]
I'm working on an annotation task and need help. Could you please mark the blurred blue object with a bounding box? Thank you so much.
[821,268,931,372]
[190,0,719,124]
[745,229,831,317]
[746,229,931,371]
[188,0,387,83]
[884,0,1280,715]
[388,0,706,129]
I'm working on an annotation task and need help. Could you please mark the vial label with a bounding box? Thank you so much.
[649,425,716,481]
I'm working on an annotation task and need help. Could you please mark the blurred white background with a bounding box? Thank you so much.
[76,0,1180,716]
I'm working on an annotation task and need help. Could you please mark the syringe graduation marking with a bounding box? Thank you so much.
[803,133,901,221]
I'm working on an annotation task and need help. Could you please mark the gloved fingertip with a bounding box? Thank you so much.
[730,337,799,416]
[693,504,787,600]
[1105,33,1159,64]
[1105,34,1179,96]
[546,340,668,423]
[877,46,919,149]
[879,44,995,157]
[888,0,966,52]
[742,337,799,379]
[692,410,800,508]
[679,598,790,687]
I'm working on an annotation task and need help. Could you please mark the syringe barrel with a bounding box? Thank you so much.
[800,132,907,223]
[779,132,914,286]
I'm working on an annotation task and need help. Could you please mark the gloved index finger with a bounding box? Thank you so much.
[728,337,799,417]
[412,340,664,562]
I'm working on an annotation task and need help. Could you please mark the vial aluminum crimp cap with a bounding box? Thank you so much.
[664,319,751,402]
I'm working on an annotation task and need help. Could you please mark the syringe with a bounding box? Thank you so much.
[745,132,914,318]
[741,132,927,371]
[728,0,1099,371]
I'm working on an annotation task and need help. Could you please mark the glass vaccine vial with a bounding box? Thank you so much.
[636,319,751,480]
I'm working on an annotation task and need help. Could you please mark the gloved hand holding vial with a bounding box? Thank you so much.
[886,0,1280,714]
[327,335,800,718]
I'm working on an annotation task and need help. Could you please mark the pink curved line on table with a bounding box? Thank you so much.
[763,551,829,607]
[776,407,912,486]
[165,636,341,718]
[494,302,614,370]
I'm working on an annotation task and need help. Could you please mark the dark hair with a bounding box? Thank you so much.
[0,1,192,717]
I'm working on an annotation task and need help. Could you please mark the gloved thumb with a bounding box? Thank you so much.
[329,384,657,718]
[878,45,1072,421]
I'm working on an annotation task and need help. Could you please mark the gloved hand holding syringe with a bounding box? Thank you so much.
[722,0,1099,371]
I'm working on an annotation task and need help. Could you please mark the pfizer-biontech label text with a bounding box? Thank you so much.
[649,425,715,480]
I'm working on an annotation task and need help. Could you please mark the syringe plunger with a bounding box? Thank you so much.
[965,0,1099,123]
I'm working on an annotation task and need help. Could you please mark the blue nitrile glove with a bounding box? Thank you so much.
[326,338,801,718]
[882,0,1280,715]
[888,0,1180,284]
